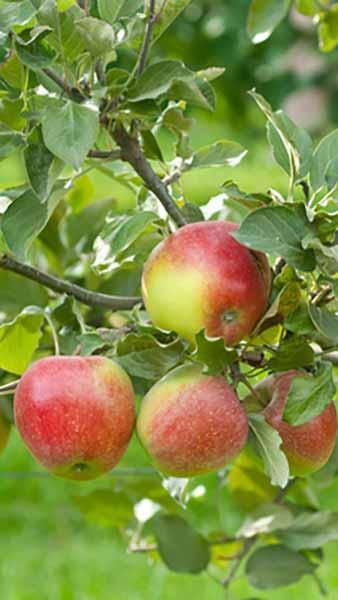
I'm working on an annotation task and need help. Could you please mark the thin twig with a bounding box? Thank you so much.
[0,380,20,393]
[87,149,121,160]
[221,538,256,588]
[42,69,86,102]
[113,124,187,227]
[42,68,72,95]
[137,0,156,78]
[0,255,141,311]
[274,478,297,504]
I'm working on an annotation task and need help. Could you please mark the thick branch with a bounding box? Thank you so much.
[0,255,141,311]
[113,124,187,228]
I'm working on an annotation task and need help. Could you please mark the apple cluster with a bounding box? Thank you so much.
[9,221,337,481]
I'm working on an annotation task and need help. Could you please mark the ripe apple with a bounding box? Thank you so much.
[137,364,248,477]
[14,356,135,480]
[252,370,337,476]
[0,410,10,454]
[142,221,271,346]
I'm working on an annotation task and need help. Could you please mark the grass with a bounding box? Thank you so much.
[1,431,338,600]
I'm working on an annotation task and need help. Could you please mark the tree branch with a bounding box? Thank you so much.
[221,537,256,588]
[87,149,121,160]
[42,68,86,102]
[137,0,156,78]
[113,124,187,227]
[0,255,141,311]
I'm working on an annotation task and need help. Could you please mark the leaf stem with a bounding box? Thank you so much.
[313,571,328,596]
[44,312,60,356]
[0,255,141,311]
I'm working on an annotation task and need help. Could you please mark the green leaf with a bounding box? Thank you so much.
[40,4,86,62]
[0,271,48,319]
[295,0,319,16]
[246,544,316,589]
[77,333,106,357]
[0,125,24,158]
[222,181,271,211]
[42,100,99,170]
[285,302,316,335]
[92,211,158,274]
[24,135,56,201]
[151,514,210,574]
[74,17,116,56]
[319,6,338,52]
[283,362,336,426]
[128,60,215,111]
[0,307,43,375]
[254,281,302,336]
[189,140,247,169]
[2,189,59,259]
[116,334,184,381]
[267,113,312,178]
[247,0,291,44]
[97,0,125,24]
[249,91,311,182]
[0,0,37,33]
[128,60,192,102]
[302,236,338,276]
[0,96,26,131]
[228,450,276,511]
[310,129,338,192]
[169,74,216,112]
[181,202,204,224]
[14,28,56,69]
[192,331,237,375]
[72,490,134,528]
[140,130,164,161]
[234,206,316,272]
[268,337,315,372]
[278,511,338,550]
[237,503,293,538]
[308,304,338,344]
[115,0,143,18]
[151,0,192,43]
[249,414,290,488]
[0,51,25,89]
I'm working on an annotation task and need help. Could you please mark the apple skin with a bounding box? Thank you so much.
[142,221,271,346]
[257,370,337,476]
[0,411,10,454]
[137,364,248,477]
[14,356,136,481]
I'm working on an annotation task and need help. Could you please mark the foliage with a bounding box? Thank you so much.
[0,0,337,597]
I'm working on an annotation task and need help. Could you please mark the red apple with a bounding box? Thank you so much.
[142,221,271,346]
[14,356,135,480]
[137,364,248,477]
[259,371,337,476]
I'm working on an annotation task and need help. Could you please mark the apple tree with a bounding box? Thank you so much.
[0,0,338,596]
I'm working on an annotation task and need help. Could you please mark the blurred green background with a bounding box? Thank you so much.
[1,1,338,599]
